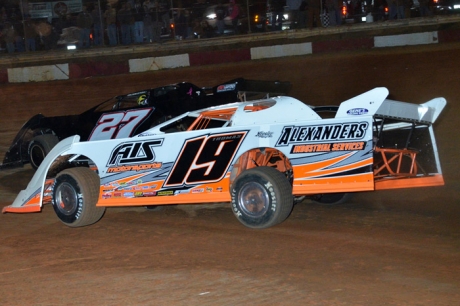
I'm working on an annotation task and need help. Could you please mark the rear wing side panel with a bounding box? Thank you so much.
[335,88,446,190]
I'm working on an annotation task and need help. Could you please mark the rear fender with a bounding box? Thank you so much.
[2,135,80,213]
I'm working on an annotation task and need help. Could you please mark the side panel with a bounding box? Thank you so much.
[94,116,375,206]
[274,120,375,195]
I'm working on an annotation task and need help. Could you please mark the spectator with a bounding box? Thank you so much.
[228,0,240,34]
[326,0,342,26]
[23,15,38,51]
[270,0,284,31]
[397,0,405,18]
[143,6,154,42]
[54,13,73,36]
[77,5,93,48]
[1,6,8,23]
[175,9,188,39]
[387,0,397,20]
[159,0,170,34]
[104,4,117,45]
[298,0,308,28]
[143,0,155,11]
[307,0,321,28]
[2,21,16,53]
[11,13,25,52]
[132,0,145,43]
[403,0,411,18]
[36,20,54,50]
[184,9,193,38]
[150,1,163,42]
[374,0,386,21]
[287,0,302,29]
[92,5,103,46]
[215,0,226,35]
[419,0,431,17]
[118,2,133,44]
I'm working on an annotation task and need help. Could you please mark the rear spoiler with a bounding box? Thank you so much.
[335,87,446,124]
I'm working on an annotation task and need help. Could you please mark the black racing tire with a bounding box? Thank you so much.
[231,166,293,229]
[52,167,105,227]
[144,205,165,211]
[311,193,352,205]
[28,134,59,170]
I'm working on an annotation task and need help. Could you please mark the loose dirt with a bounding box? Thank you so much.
[1,42,459,305]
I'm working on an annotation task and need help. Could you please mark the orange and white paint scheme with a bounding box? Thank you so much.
[3,88,446,229]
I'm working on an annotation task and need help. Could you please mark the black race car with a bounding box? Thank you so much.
[2,78,291,170]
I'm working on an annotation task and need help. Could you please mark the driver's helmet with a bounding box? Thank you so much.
[137,94,148,106]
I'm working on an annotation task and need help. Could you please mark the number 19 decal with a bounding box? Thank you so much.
[89,109,152,141]
[165,131,247,187]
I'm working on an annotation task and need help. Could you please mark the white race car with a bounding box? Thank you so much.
[3,88,446,229]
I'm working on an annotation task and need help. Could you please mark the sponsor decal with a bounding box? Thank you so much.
[123,192,134,198]
[255,131,273,138]
[143,191,157,197]
[142,186,149,189]
[216,187,223,192]
[134,191,144,197]
[114,192,122,198]
[157,190,174,196]
[347,108,369,115]
[102,193,112,199]
[291,141,366,153]
[276,123,368,146]
[137,132,157,137]
[150,185,157,189]
[206,187,213,192]
[191,188,204,194]
[107,162,162,173]
[216,83,236,92]
[102,189,113,192]
[107,140,163,166]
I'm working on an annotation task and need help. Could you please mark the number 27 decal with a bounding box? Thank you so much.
[89,109,152,141]
[165,131,247,187]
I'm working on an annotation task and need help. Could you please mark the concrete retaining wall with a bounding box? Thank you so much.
[2,25,460,84]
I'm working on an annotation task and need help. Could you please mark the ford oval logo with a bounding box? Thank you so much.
[347,108,369,115]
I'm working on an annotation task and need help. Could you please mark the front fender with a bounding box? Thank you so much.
[1,114,45,169]
[2,135,81,213]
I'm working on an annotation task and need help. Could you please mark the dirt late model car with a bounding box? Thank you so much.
[1,78,290,170]
[3,87,446,229]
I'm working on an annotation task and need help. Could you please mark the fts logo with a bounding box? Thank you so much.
[107,139,163,166]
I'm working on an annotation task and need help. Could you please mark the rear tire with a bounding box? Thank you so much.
[28,134,59,170]
[311,193,352,205]
[52,167,105,227]
[231,166,293,229]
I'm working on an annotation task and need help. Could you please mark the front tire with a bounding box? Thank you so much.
[28,134,59,170]
[52,167,105,227]
[231,166,293,229]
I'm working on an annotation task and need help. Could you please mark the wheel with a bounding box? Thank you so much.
[28,134,59,170]
[231,166,293,229]
[310,193,352,205]
[52,167,105,227]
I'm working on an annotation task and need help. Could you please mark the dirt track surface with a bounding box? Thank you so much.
[1,43,459,305]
